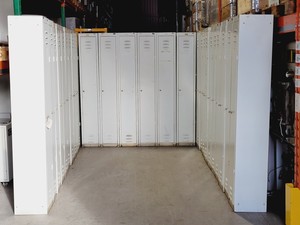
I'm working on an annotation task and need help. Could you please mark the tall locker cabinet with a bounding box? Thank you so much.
[98,34,118,146]
[156,33,176,145]
[137,33,156,146]
[117,34,137,146]
[79,34,99,146]
[8,16,79,215]
[177,33,196,145]
[197,15,273,212]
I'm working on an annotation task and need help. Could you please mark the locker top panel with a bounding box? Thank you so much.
[78,33,97,38]
[137,33,155,37]
[177,32,196,37]
[98,33,117,37]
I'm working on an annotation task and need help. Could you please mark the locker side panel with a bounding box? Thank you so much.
[8,16,49,215]
[79,34,99,146]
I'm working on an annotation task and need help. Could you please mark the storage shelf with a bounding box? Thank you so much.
[277,13,296,34]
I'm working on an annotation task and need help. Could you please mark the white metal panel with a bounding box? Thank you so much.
[9,16,50,215]
[137,33,156,146]
[99,34,118,146]
[9,16,79,215]
[233,15,273,212]
[0,122,12,182]
[197,15,273,212]
[156,33,176,145]
[79,33,99,146]
[177,33,196,146]
[117,34,137,146]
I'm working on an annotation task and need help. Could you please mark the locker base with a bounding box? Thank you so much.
[286,183,300,225]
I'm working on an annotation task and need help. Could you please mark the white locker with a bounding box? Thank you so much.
[197,15,273,212]
[9,16,79,215]
[79,34,99,146]
[137,33,156,146]
[177,33,196,146]
[156,33,176,145]
[98,34,118,146]
[117,33,137,146]
[0,120,12,184]
[55,24,64,186]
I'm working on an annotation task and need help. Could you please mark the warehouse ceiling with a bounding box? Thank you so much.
[21,0,188,31]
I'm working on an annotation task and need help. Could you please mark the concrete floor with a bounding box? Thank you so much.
[0,147,284,225]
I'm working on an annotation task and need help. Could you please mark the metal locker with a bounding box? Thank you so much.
[99,34,119,146]
[117,33,137,146]
[79,33,99,146]
[63,29,71,167]
[55,24,63,186]
[177,33,196,146]
[156,33,176,145]
[137,33,156,146]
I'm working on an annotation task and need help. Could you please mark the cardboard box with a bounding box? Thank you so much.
[238,0,251,14]
[222,5,231,21]
[260,0,270,10]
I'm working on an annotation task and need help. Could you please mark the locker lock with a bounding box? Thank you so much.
[121,90,124,92]
[179,89,182,92]
[102,90,104,92]
[159,89,162,92]
[228,110,234,114]
[140,90,143,92]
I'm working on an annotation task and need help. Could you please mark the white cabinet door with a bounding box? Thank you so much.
[99,34,118,146]
[177,33,195,145]
[117,34,137,146]
[156,33,176,145]
[79,34,99,146]
[137,33,156,146]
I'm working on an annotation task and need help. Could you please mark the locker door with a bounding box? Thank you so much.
[99,34,118,146]
[118,34,137,146]
[79,34,99,146]
[156,33,176,145]
[177,33,195,145]
[138,34,156,146]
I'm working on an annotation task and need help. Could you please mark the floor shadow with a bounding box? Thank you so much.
[2,180,14,212]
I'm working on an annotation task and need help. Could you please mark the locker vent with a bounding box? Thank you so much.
[84,41,93,50]
[162,40,170,50]
[104,40,112,49]
[123,40,132,50]
[125,135,133,142]
[45,31,49,45]
[183,40,190,49]
[143,40,151,49]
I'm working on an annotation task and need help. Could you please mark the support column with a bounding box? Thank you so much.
[13,0,22,15]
